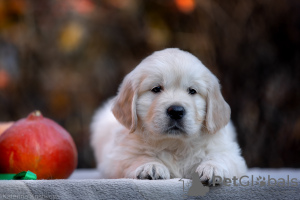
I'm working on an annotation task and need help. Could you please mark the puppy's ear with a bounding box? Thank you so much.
[112,75,138,133]
[204,76,231,134]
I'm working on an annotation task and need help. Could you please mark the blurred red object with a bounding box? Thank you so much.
[0,69,10,89]
[58,0,94,15]
[0,111,78,179]
[175,0,195,13]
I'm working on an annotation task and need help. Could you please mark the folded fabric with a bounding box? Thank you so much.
[0,169,299,200]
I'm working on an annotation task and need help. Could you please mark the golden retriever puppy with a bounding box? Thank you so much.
[90,48,247,183]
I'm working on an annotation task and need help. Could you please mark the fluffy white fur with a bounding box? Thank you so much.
[90,48,247,183]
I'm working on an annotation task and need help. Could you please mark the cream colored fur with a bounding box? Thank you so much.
[90,48,247,183]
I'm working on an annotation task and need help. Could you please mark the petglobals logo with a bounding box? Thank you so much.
[179,173,299,198]
[212,175,299,187]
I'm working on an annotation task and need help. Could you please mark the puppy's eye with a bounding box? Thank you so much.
[151,86,162,93]
[188,88,197,95]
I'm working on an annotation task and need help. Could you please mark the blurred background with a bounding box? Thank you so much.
[0,0,299,168]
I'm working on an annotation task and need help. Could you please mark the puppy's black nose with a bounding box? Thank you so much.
[167,105,185,120]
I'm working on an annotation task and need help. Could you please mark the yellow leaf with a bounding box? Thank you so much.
[58,21,84,52]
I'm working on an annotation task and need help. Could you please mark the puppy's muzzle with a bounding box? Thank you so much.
[167,105,185,120]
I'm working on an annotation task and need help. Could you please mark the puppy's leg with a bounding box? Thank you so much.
[122,156,170,180]
[196,159,226,185]
[135,162,170,180]
[195,152,247,185]
[196,123,247,185]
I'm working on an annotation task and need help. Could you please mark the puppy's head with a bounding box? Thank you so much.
[112,48,230,137]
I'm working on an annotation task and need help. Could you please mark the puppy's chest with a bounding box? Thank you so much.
[156,147,206,177]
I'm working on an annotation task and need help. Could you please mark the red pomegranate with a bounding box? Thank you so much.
[0,111,78,179]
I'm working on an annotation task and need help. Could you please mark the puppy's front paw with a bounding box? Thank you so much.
[196,162,226,185]
[136,162,170,180]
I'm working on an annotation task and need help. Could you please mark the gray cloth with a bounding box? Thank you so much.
[0,169,299,200]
